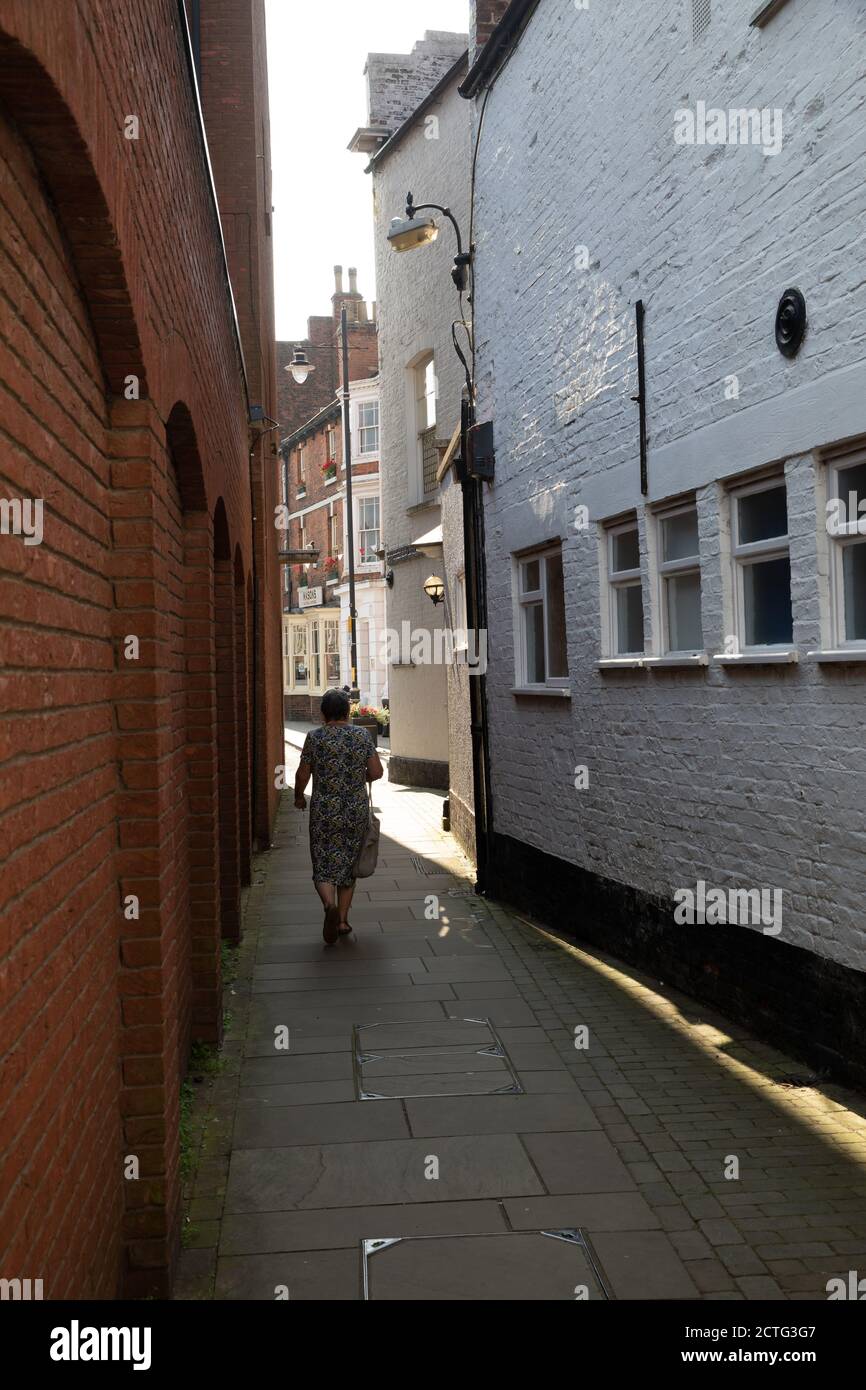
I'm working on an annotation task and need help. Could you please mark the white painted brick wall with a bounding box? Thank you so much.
[471,0,866,968]
[366,61,474,799]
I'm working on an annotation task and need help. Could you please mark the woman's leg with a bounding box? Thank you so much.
[314,879,336,910]
[337,880,357,932]
[316,880,340,944]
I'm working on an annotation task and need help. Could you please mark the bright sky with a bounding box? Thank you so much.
[265,0,469,342]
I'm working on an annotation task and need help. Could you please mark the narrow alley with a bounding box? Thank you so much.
[176,734,866,1302]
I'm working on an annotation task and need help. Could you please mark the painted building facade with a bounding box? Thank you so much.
[462,0,866,1081]
[352,31,477,856]
[278,271,386,717]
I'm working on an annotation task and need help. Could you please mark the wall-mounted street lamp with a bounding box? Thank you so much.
[387,192,472,293]
[423,575,446,606]
[287,348,315,384]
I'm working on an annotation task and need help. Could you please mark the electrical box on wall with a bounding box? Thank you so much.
[467,420,495,480]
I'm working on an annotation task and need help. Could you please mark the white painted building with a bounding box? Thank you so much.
[351,30,477,855]
[462,0,866,1080]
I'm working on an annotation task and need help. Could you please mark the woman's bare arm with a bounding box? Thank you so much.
[367,752,384,783]
[294,759,312,808]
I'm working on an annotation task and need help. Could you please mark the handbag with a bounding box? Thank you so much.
[353,783,380,878]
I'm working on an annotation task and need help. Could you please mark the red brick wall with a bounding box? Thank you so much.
[198,0,282,847]
[0,0,279,1299]
[473,0,511,51]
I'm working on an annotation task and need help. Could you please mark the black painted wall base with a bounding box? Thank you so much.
[489,831,866,1092]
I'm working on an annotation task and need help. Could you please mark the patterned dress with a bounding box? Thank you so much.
[300,724,374,886]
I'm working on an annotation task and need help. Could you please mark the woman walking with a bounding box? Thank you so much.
[293,688,384,944]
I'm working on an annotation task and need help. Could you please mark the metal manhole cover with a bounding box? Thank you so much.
[353,1017,523,1100]
[362,1230,611,1300]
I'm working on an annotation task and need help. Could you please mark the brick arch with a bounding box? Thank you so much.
[0,29,147,398]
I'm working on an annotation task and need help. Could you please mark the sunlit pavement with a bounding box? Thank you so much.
[175,735,866,1300]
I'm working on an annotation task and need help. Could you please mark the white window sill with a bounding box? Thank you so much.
[807,649,866,664]
[644,654,709,669]
[713,650,798,666]
[511,686,572,698]
[323,477,337,487]
[597,657,646,670]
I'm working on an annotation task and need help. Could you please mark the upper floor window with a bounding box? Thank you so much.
[515,544,569,689]
[730,478,792,649]
[605,520,645,656]
[826,452,866,645]
[297,444,306,494]
[358,401,379,455]
[357,495,380,566]
[416,355,438,498]
[327,428,337,462]
[657,503,703,653]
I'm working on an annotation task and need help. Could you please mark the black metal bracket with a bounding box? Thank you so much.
[631,299,648,495]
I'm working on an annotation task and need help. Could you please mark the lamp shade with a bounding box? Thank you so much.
[287,348,315,384]
[387,214,439,253]
[423,574,446,605]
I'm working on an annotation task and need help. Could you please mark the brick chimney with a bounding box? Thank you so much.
[471,1,510,59]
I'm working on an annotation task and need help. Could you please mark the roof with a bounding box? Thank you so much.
[361,51,469,173]
[459,0,542,100]
[281,398,340,451]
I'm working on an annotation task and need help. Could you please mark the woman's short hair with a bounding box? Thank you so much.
[321,687,350,722]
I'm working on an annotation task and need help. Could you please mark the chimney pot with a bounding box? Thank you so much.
[348,267,358,294]
[334,265,343,293]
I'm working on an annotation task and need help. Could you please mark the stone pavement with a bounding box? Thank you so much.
[175,739,866,1301]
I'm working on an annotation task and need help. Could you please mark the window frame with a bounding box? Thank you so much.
[515,544,570,691]
[605,518,645,658]
[827,455,866,649]
[357,400,379,456]
[356,493,380,569]
[655,501,703,656]
[729,475,792,652]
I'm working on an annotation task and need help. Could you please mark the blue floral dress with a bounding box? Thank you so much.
[300,724,374,886]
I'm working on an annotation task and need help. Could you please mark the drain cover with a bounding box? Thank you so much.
[353,1017,523,1101]
[362,1230,611,1300]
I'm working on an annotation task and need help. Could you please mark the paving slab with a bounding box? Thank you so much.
[232,1098,409,1147]
[220,1200,509,1255]
[405,1094,599,1137]
[252,972,417,993]
[238,1080,356,1106]
[254,958,427,979]
[504,1193,661,1231]
[363,1232,607,1301]
[590,1231,701,1299]
[523,1132,639,1194]
[225,1135,545,1212]
[247,1000,448,1037]
[215,1250,359,1301]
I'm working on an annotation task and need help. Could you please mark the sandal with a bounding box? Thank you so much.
[323,905,340,945]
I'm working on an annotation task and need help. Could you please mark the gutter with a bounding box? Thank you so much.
[459,0,542,100]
